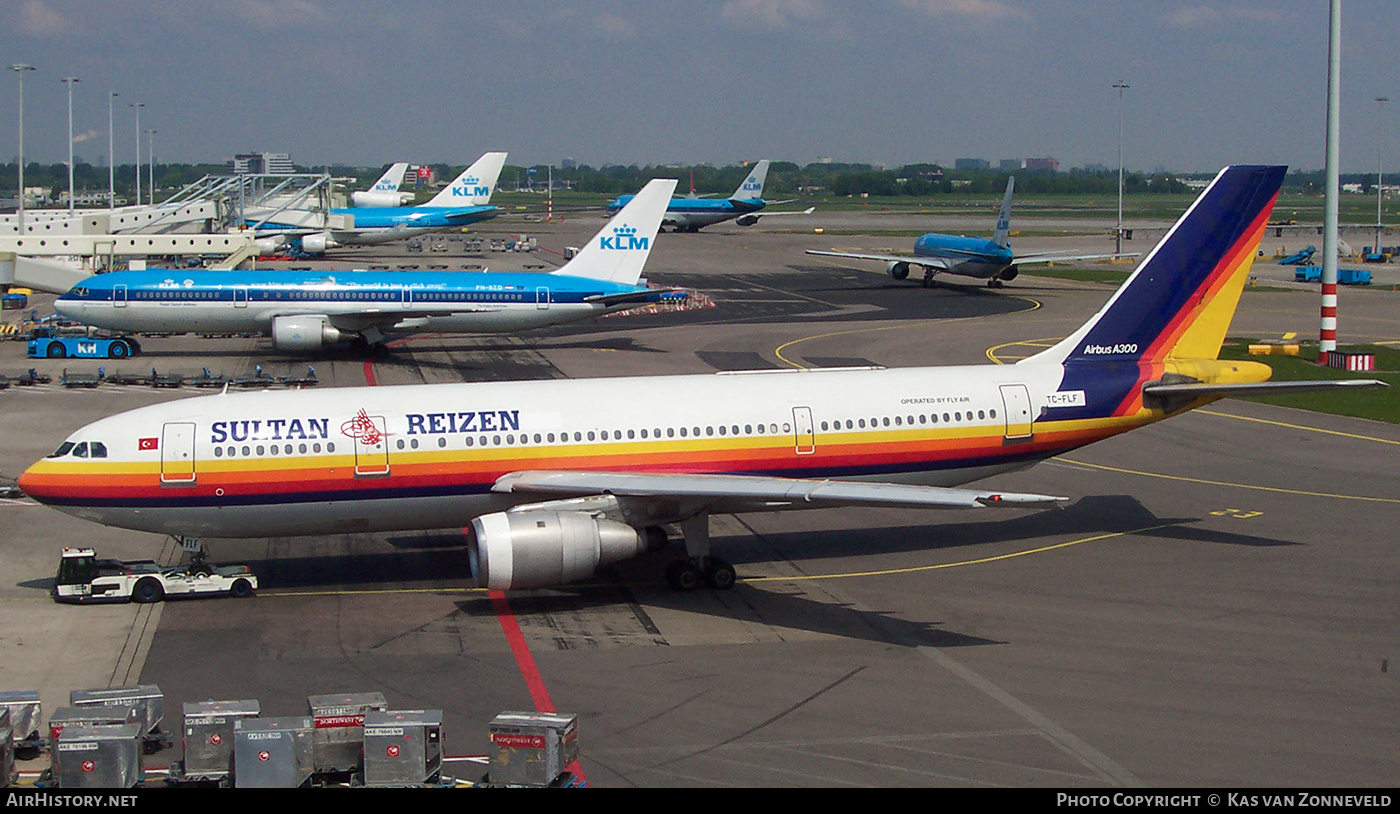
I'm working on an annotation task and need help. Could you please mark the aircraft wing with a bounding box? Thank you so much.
[1012,251,1139,266]
[806,249,951,271]
[492,470,1067,512]
[748,206,815,217]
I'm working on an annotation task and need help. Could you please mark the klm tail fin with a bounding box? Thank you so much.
[1026,165,1285,368]
[991,176,1014,248]
[425,152,508,207]
[731,160,770,201]
[552,178,677,284]
[371,162,409,194]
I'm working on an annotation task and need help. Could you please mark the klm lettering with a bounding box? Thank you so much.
[406,410,521,435]
[600,225,647,251]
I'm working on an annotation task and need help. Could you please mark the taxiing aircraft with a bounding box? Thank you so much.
[20,166,1383,594]
[253,152,507,253]
[349,162,411,208]
[608,160,813,232]
[808,176,1132,288]
[55,179,681,352]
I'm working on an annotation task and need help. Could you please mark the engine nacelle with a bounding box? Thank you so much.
[254,235,286,254]
[469,511,648,590]
[734,214,761,227]
[300,232,339,254]
[350,190,405,208]
[270,315,344,352]
[998,266,1019,281]
[887,261,911,280]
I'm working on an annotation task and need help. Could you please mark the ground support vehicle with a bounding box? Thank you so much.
[26,326,140,359]
[52,547,257,604]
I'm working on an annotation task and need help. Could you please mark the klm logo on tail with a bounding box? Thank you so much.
[741,176,762,194]
[450,176,490,198]
[373,181,396,191]
[600,225,648,251]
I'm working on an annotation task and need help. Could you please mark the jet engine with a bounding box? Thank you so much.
[350,190,407,208]
[735,214,761,227]
[886,261,911,280]
[270,315,345,351]
[998,267,1019,281]
[300,232,339,254]
[253,235,286,254]
[469,511,649,590]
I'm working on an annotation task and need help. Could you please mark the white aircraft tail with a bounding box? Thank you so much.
[425,152,508,207]
[991,176,1015,248]
[552,178,677,284]
[731,159,770,201]
[371,162,409,193]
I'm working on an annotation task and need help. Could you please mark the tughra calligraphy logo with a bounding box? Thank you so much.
[341,409,383,446]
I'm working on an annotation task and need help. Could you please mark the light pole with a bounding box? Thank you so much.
[61,76,79,214]
[146,129,157,205]
[129,102,144,206]
[108,91,118,208]
[1113,81,1130,257]
[1376,96,1389,255]
[10,63,36,232]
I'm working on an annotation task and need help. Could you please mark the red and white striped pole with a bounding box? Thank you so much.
[1319,0,1342,367]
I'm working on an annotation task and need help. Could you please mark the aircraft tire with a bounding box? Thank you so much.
[703,558,736,590]
[666,560,702,592]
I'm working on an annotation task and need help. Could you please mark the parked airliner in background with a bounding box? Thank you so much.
[253,152,507,253]
[350,162,411,208]
[21,167,1383,594]
[608,160,813,232]
[55,179,680,352]
[808,176,1133,288]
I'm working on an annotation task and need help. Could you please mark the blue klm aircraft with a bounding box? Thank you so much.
[56,179,681,352]
[252,152,508,253]
[608,160,812,232]
[807,177,1132,288]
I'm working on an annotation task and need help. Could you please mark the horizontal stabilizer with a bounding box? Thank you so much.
[1143,378,1389,399]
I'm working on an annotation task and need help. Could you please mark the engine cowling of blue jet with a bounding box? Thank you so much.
[300,233,338,254]
[886,261,911,280]
[735,214,761,227]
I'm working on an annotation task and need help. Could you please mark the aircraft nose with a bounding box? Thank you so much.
[16,460,60,505]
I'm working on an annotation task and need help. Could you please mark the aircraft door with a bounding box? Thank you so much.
[998,384,1034,442]
[114,284,128,308]
[160,422,197,484]
[792,406,815,455]
[400,287,413,309]
[349,412,390,477]
[234,286,248,308]
[536,287,550,310]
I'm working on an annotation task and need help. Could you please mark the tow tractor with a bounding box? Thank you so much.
[53,547,258,604]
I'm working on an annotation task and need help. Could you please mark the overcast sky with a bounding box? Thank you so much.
[2,1,1395,174]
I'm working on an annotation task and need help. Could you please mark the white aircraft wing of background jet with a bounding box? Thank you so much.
[806,249,954,270]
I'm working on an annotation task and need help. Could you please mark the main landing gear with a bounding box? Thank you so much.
[655,513,737,592]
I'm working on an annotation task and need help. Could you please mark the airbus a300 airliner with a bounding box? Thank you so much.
[20,166,1382,593]
[53,179,681,352]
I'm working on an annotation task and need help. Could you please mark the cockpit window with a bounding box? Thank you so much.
[71,442,89,458]
[46,442,75,459]
[89,442,108,459]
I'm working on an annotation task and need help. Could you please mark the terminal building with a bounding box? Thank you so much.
[226,152,295,175]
